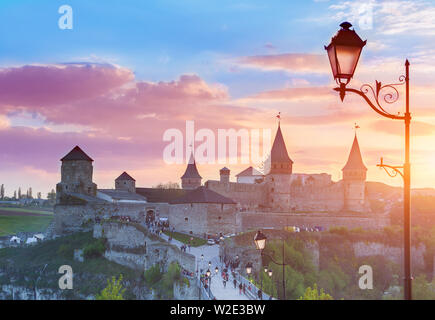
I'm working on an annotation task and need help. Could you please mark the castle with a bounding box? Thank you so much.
[53,122,370,238]
[205,123,369,213]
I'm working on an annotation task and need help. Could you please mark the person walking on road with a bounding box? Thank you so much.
[233,279,237,289]
[239,283,243,295]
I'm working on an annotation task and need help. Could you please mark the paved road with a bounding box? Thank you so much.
[160,233,249,300]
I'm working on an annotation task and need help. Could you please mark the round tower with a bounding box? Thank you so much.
[219,167,230,183]
[115,172,136,193]
[342,134,367,212]
[56,146,97,202]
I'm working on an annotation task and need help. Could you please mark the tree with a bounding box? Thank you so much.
[298,283,333,300]
[0,184,4,200]
[96,275,126,300]
[47,189,56,203]
[18,187,21,199]
[153,182,180,189]
[37,192,42,200]
[412,275,435,300]
[27,187,33,199]
[13,190,17,200]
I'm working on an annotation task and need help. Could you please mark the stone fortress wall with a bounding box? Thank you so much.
[93,222,196,273]
[169,202,238,237]
[205,180,268,209]
[241,211,389,231]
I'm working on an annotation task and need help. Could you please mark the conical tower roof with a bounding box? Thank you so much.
[270,124,293,164]
[181,152,202,179]
[342,134,367,171]
[60,146,93,162]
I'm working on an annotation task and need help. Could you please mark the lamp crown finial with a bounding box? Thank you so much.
[340,22,352,30]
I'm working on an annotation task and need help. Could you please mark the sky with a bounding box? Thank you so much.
[1,0,435,197]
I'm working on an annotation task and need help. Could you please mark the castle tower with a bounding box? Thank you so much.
[115,172,136,193]
[265,122,293,211]
[342,134,367,212]
[56,146,97,202]
[181,152,202,190]
[220,167,230,183]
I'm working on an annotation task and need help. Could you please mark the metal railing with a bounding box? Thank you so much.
[236,273,274,300]
[197,277,215,300]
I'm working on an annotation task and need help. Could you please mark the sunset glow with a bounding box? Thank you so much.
[1,0,435,195]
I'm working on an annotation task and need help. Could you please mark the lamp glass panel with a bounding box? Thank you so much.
[336,45,361,78]
[326,45,338,78]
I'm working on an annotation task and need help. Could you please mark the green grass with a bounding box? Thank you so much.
[0,206,53,215]
[163,231,207,247]
[0,215,53,236]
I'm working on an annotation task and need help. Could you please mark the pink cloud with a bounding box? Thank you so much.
[0,63,133,109]
[370,120,435,136]
[239,53,330,73]
[246,86,333,101]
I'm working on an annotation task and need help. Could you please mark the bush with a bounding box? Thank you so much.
[57,244,73,258]
[96,274,126,300]
[298,283,333,300]
[144,264,162,287]
[182,277,190,288]
[83,238,106,259]
[328,226,349,237]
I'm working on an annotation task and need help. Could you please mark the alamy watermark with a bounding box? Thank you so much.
[58,265,73,289]
[358,265,373,290]
[163,120,271,165]
[58,5,73,30]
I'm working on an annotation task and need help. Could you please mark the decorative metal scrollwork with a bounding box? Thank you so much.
[360,75,406,117]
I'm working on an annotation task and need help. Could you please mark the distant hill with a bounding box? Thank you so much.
[366,181,435,200]
[366,181,401,200]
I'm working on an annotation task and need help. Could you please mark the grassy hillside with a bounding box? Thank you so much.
[0,232,145,299]
[0,206,53,215]
[0,215,53,236]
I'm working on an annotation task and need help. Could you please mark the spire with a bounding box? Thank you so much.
[270,124,293,164]
[342,134,367,171]
[60,146,93,162]
[181,151,202,179]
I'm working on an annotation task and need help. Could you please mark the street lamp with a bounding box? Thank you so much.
[253,230,289,300]
[325,22,366,89]
[253,230,267,250]
[246,262,253,275]
[326,22,413,300]
[215,266,219,275]
[268,269,273,278]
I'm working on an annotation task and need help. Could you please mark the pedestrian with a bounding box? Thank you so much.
[223,279,226,288]
[243,283,246,295]
[239,283,243,295]
[258,289,263,300]
[233,279,237,289]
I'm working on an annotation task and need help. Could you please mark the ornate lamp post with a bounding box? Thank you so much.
[254,230,289,300]
[325,22,412,300]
